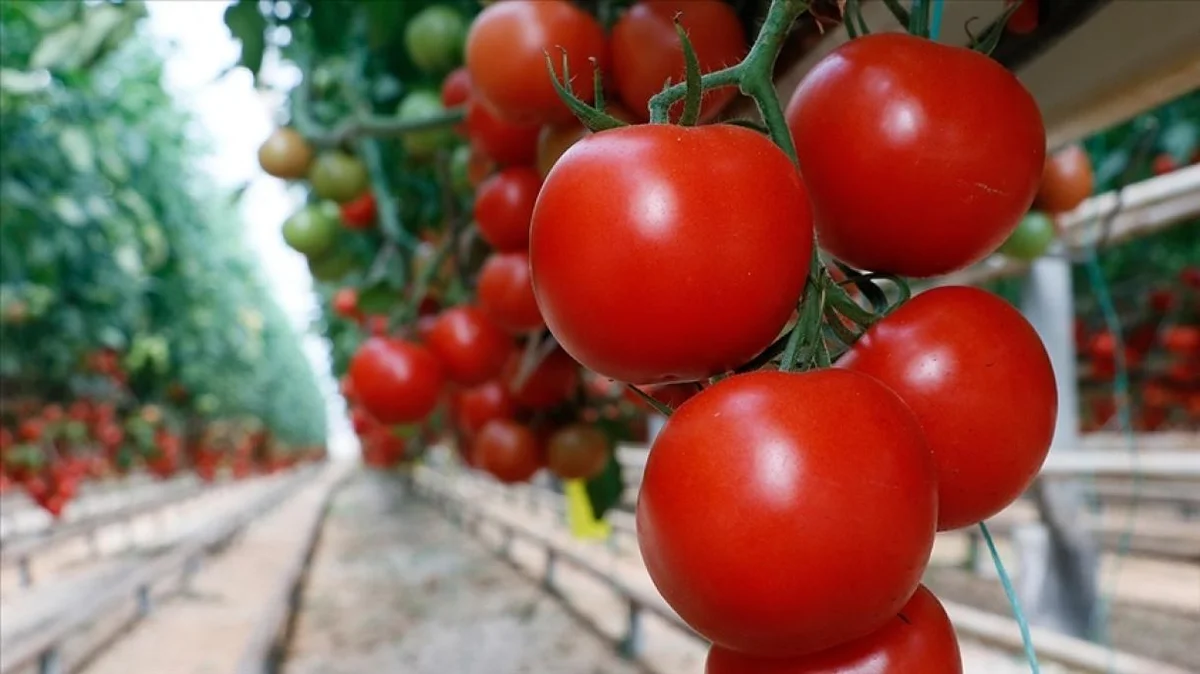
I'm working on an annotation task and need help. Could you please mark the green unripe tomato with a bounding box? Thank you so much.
[999,211,1056,260]
[405,5,467,74]
[397,91,455,160]
[308,151,369,203]
[282,204,339,257]
[308,247,358,282]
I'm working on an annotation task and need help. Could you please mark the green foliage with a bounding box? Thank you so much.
[0,1,327,447]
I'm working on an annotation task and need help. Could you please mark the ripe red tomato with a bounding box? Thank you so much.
[339,191,377,229]
[474,419,543,483]
[425,306,514,385]
[456,380,517,435]
[1153,153,1177,176]
[546,423,609,480]
[838,286,1057,531]
[364,315,389,337]
[531,123,812,384]
[465,99,540,167]
[478,251,544,334]
[1004,0,1039,35]
[705,585,961,673]
[504,348,579,409]
[474,167,541,252]
[441,66,472,109]
[332,288,360,320]
[786,33,1045,277]
[638,369,937,657]
[348,338,444,424]
[465,0,608,125]
[611,0,746,122]
[1163,326,1200,355]
[19,418,43,441]
[1035,144,1093,214]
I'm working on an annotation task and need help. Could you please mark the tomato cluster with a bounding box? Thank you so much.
[1,399,319,517]
[267,1,1078,668]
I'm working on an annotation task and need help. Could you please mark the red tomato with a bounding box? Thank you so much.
[19,418,43,441]
[531,123,812,384]
[839,287,1057,530]
[1149,289,1175,314]
[465,99,540,167]
[348,338,444,424]
[1036,144,1093,214]
[364,315,389,336]
[1153,153,1177,176]
[478,251,544,334]
[332,288,360,320]
[339,191,377,229]
[1163,326,1200,355]
[456,380,517,435]
[1182,267,1200,290]
[441,66,472,109]
[425,306,514,385]
[1004,0,1039,35]
[787,33,1045,277]
[465,0,608,125]
[638,369,937,657]
[546,423,609,480]
[474,419,543,483]
[42,404,64,423]
[474,167,541,252]
[504,348,579,409]
[611,0,746,123]
[706,585,961,673]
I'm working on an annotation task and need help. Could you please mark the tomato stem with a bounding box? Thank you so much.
[627,385,675,417]
[674,17,704,127]
[356,136,415,253]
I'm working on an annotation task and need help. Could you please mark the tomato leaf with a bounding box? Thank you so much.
[223,0,267,79]
[674,18,702,126]
[834,262,889,314]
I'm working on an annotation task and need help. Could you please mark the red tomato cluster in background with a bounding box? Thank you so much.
[2,397,324,518]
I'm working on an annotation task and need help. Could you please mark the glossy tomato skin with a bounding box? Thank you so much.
[531,124,812,385]
[787,33,1045,277]
[474,167,542,252]
[612,0,746,122]
[638,370,937,657]
[504,348,579,409]
[478,251,545,334]
[425,306,514,386]
[838,286,1057,531]
[465,0,608,126]
[348,338,445,424]
[466,99,540,167]
[705,585,962,673]
[1035,144,1093,214]
[546,423,609,480]
[474,419,543,483]
[456,380,517,435]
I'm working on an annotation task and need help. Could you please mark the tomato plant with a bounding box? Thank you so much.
[339,191,377,230]
[425,306,514,386]
[638,370,937,657]
[441,67,472,109]
[465,0,608,125]
[531,123,813,384]
[474,167,541,252]
[397,90,456,160]
[839,287,1057,531]
[546,424,609,480]
[349,338,445,424]
[705,585,962,673]
[478,251,545,334]
[474,419,543,483]
[787,33,1045,277]
[611,1,746,123]
[282,204,339,258]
